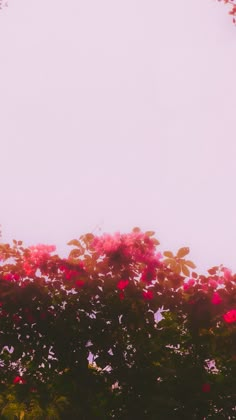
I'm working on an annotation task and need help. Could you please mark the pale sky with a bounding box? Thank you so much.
[0,0,236,274]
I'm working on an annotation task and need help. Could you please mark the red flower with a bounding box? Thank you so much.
[3,273,14,281]
[13,376,26,384]
[65,269,78,280]
[202,383,210,393]
[117,280,129,290]
[229,5,236,15]
[223,309,236,323]
[142,290,154,300]
[12,314,21,324]
[211,292,222,305]
[75,279,85,287]
[119,292,125,300]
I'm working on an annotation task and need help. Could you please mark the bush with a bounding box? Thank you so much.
[0,228,235,419]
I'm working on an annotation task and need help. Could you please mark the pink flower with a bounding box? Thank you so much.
[25,244,56,268]
[202,383,210,393]
[92,233,121,254]
[142,290,154,300]
[13,376,26,385]
[223,309,236,324]
[29,244,56,255]
[3,273,20,282]
[3,273,14,281]
[117,280,129,290]
[201,284,208,292]
[183,279,195,291]
[23,261,35,276]
[211,292,222,305]
[92,230,159,267]
[209,278,218,288]
[223,268,232,281]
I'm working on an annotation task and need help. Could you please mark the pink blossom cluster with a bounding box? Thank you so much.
[183,266,234,295]
[183,279,195,291]
[23,244,56,276]
[93,231,163,300]
[59,260,85,287]
[211,292,222,305]
[92,231,161,263]
[2,272,20,282]
[217,0,236,24]
[28,244,56,263]
[92,230,162,281]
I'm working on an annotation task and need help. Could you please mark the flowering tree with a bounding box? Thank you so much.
[216,0,236,23]
[0,228,235,419]
[1,1,236,26]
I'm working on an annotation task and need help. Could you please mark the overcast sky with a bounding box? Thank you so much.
[0,0,236,273]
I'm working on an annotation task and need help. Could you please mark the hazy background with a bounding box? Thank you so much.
[0,0,236,273]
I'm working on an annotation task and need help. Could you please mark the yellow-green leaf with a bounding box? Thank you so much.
[163,251,174,258]
[67,239,81,247]
[175,263,181,275]
[145,231,155,237]
[68,249,82,259]
[181,264,190,277]
[84,233,94,242]
[184,260,196,269]
[163,258,173,266]
[169,260,177,271]
[20,411,25,420]
[177,247,189,258]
